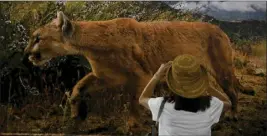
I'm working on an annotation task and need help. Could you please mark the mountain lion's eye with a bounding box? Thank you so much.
[35,34,40,43]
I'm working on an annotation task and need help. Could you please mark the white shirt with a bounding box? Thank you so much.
[148,96,224,136]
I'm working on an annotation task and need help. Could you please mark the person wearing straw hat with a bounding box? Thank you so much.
[139,54,232,136]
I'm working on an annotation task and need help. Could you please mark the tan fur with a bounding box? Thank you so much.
[25,12,254,126]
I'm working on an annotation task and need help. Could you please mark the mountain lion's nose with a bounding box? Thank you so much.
[34,52,41,60]
[27,52,41,61]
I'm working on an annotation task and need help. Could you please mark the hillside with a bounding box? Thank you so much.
[0,1,266,135]
[165,1,266,21]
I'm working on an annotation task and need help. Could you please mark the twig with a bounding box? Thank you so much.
[19,74,27,90]
[60,91,71,123]
[19,71,40,96]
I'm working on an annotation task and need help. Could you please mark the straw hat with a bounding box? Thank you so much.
[166,54,209,98]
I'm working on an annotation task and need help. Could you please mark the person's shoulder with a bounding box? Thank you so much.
[211,96,221,101]
[148,97,164,112]
[149,97,164,103]
[210,96,224,105]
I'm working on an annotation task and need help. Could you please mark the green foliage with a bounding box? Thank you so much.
[212,20,266,49]
[0,50,8,63]
[5,2,63,33]
[60,1,198,21]
[65,2,86,13]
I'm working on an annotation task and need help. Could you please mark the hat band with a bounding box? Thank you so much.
[172,68,206,85]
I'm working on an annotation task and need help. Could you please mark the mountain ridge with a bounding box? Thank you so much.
[165,1,266,21]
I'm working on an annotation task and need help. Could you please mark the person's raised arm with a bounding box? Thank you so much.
[139,61,172,109]
[138,75,161,109]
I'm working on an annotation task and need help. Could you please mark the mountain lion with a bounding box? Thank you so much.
[24,11,254,128]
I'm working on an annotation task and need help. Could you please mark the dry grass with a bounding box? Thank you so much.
[234,50,249,69]
[211,41,267,136]
[251,41,266,70]
[234,41,266,70]
[251,40,266,59]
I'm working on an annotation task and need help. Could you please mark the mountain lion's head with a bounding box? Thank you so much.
[24,11,75,66]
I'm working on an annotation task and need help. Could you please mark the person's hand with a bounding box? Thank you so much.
[154,61,173,80]
[202,90,210,96]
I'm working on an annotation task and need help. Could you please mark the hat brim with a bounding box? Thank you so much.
[166,65,210,98]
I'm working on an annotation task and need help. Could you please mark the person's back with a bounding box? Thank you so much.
[139,54,232,136]
[148,96,223,136]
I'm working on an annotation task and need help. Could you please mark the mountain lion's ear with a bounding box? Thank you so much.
[56,11,74,38]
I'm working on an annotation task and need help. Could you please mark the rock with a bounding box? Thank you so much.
[247,68,266,77]
[254,68,266,77]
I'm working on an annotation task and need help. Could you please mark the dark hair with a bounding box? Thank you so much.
[164,92,212,113]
